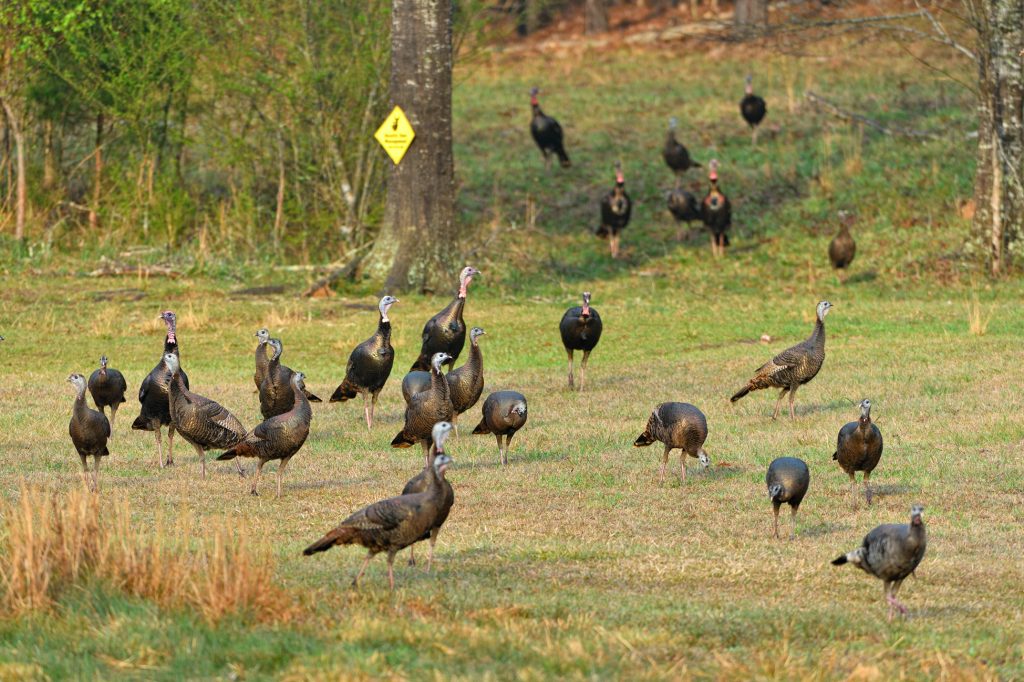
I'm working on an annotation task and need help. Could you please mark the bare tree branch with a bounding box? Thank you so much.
[804,91,939,138]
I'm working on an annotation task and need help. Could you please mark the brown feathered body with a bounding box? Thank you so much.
[731,317,826,401]
[220,382,311,465]
[88,366,127,414]
[132,334,189,432]
[445,335,484,417]
[330,315,394,403]
[829,224,856,270]
[254,341,272,390]
[633,402,707,457]
[392,362,454,448]
[766,457,810,509]
[472,390,528,465]
[70,390,111,460]
[169,371,246,452]
[260,350,321,419]
[411,297,465,372]
[302,462,449,561]
[402,446,455,559]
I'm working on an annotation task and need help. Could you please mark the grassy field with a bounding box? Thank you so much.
[1,32,1023,680]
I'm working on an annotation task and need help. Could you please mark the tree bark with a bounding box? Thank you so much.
[365,0,455,294]
[969,0,1024,276]
[90,112,103,231]
[43,120,57,190]
[0,98,26,241]
[585,0,609,35]
[734,0,767,33]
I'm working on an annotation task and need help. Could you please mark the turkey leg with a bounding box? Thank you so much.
[108,405,119,439]
[566,349,575,389]
[277,456,290,498]
[579,350,591,392]
[771,387,788,420]
[495,433,505,466]
[679,451,689,484]
[154,429,164,468]
[788,385,798,419]
[426,528,440,572]
[250,459,265,496]
[386,552,397,590]
[363,392,372,432]
[93,455,101,492]
[863,471,873,505]
[194,443,207,479]
[351,551,373,588]
[772,502,781,539]
[166,425,177,466]
[659,445,670,485]
[789,505,799,539]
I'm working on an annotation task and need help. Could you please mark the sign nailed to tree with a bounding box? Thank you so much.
[374,106,416,164]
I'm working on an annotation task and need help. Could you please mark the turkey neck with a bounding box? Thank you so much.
[907,518,926,549]
[375,314,392,346]
[73,386,90,419]
[430,363,451,404]
[170,370,194,405]
[436,296,465,328]
[290,383,313,422]
[465,339,482,375]
[163,333,180,356]
[808,316,826,347]
[857,413,872,434]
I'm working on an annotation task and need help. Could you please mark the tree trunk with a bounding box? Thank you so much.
[969,0,1024,276]
[0,98,26,241]
[585,0,609,35]
[734,0,767,33]
[90,112,103,231]
[43,120,57,190]
[365,0,455,294]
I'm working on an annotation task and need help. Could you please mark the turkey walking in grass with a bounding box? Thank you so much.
[303,422,454,590]
[559,291,602,391]
[595,161,632,259]
[404,327,486,435]
[402,422,456,571]
[529,87,571,170]
[68,373,110,492]
[472,391,528,466]
[330,296,398,430]
[731,301,832,420]
[829,212,857,281]
[88,355,127,438]
[218,372,312,497]
[832,505,926,621]
[393,353,455,458]
[701,159,731,257]
[410,266,480,372]
[668,188,702,240]
[833,399,884,505]
[663,117,701,185]
[259,338,321,420]
[633,402,711,485]
[740,74,767,145]
[766,457,810,538]
[132,311,188,468]
[164,352,247,479]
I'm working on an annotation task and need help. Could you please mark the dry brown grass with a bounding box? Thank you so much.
[0,484,290,623]
[966,291,993,336]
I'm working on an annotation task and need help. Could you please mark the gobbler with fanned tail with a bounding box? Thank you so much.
[330,296,399,430]
[731,301,832,420]
[410,266,479,372]
[303,421,454,590]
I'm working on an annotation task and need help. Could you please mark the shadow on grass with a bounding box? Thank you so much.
[845,270,879,285]
[798,521,851,538]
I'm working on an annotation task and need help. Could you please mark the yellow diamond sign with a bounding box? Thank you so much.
[375,105,415,165]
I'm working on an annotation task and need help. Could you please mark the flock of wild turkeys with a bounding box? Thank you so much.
[51,77,922,617]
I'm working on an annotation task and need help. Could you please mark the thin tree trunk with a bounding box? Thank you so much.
[366,0,455,294]
[90,112,103,231]
[585,0,609,34]
[274,131,286,249]
[0,98,26,241]
[734,0,767,33]
[43,120,57,190]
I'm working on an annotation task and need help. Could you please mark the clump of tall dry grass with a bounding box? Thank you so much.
[966,292,993,336]
[0,485,291,622]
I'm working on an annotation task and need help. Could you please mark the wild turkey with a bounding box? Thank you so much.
[833,399,884,505]
[766,457,810,538]
[303,422,454,590]
[410,266,480,372]
[668,188,702,240]
[87,355,127,438]
[218,372,312,497]
[67,373,110,492]
[633,402,711,484]
[329,296,399,430]
[164,352,247,479]
[132,310,189,468]
[832,504,926,621]
[595,162,632,259]
[472,390,528,465]
[731,301,833,420]
[559,291,602,391]
[740,74,767,144]
[404,327,486,431]
[253,328,271,390]
[701,159,731,257]
[529,87,570,169]
[259,338,322,419]
[829,212,857,281]
[392,352,455,457]
[402,422,456,570]
[663,117,701,185]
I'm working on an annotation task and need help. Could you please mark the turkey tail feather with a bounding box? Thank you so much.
[633,431,655,447]
[471,420,490,435]
[330,379,359,403]
[831,554,848,566]
[303,527,354,556]
[730,385,751,402]
[391,431,415,448]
